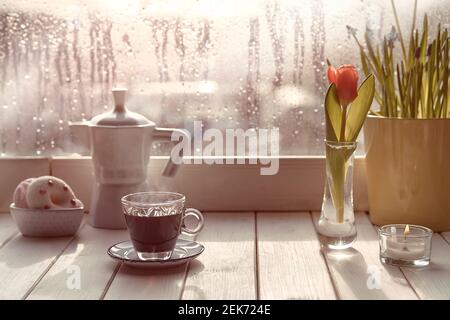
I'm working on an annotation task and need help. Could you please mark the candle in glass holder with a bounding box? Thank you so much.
[379,224,432,267]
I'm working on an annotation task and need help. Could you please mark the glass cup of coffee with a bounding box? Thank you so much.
[121,192,204,261]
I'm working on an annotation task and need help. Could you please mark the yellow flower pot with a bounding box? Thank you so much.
[364,116,450,232]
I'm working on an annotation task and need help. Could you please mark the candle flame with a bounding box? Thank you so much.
[404,224,410,235]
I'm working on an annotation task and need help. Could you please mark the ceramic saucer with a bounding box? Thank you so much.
[107,239,204,269]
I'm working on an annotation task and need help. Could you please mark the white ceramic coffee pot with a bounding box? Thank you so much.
[70,88,187,229]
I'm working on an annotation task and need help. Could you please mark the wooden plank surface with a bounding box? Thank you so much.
[400,234,450,299]
[104,263,189,300]
[1,210,450,300]
[0,232,75,299]
[312,212,418,300]
[0,214,18,248]
[182,213,256,300]
[27,224,128,300]
[257,212,336,299]
[104,230,196,300]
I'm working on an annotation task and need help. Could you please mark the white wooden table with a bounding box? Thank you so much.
[1,212,450,300]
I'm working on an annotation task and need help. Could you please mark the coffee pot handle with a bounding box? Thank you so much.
[153,127,189,177]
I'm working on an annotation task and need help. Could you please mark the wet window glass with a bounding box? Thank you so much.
[0,0,448,156]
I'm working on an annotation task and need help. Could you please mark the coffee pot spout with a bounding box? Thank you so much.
[162,160,178,177]
[153,127,189,177]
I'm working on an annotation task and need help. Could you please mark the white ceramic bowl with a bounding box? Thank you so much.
[10,203,84,237]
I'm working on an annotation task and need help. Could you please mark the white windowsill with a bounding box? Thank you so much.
[0,156,368,213]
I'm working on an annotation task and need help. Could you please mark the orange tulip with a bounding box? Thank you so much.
[327,61,359,106]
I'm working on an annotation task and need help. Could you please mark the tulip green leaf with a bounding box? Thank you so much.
[325,83,342,142]
[345,74,375,142]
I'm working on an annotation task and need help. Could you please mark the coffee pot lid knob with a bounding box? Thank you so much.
[112,88,127,110]
[90,88,154,126]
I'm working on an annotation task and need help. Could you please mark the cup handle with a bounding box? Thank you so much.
[181,208,204,236]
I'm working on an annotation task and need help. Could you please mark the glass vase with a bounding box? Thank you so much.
[317,140,357,249]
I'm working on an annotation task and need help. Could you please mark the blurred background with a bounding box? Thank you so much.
[0,0,449,156]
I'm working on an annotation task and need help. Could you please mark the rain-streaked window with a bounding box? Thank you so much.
[0,0,449,156]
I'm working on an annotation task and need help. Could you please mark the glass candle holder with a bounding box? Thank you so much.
[379,224,432,267]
